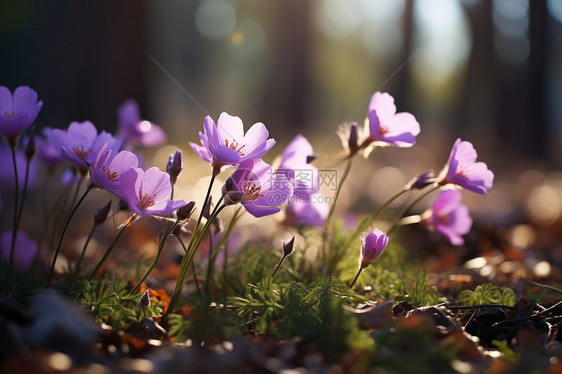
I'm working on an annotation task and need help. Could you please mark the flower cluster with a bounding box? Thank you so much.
[1,84,495,309]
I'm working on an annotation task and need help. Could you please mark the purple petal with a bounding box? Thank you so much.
[279,134,313,170]
[140,167,172,202]
[189,141,212,164]
[449,204,472,235]
[217,112,244,141]
[368,92,396,122]
[117,99,141,129]
[435,224,465,245]
[120,167,142,207]
[432,189,462,216]
[243,204,280,218]
[13,86,38,115]
[0,86,13,114]
[138,123,166,146]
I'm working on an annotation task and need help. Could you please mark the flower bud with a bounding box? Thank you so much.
[348,122,358,153]
[283,237,295,257]
[407,170,437,190]
[94,201,112,224]
[166,150,183,185]
[24,134,36,162]
[360,227,389,269]
[222,178,244,206]
[177,200,196,221]
[140,290,150,309]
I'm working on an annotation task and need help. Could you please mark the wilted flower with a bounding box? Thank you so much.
[0,86,43,147]
[45,121,121,174]
[120,167,187,217]
[424,189,472,245]
[438,138,494,195]
[366,92,420,148]
[222,158,292,218]
[90,147,139,199]
[117,99,166,147]
[1,230,37,270]
[189,112,276,175]
[360,227,389,269]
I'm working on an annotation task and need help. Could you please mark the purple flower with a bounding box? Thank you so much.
[90,147,139,199]
[278,134,318,191]
[117,99,166,147]
[189,112,276,175]
[166,150,183,185]
[1,230,37,270]
[367,92,420,148]
[438,138,494,195]
[0,146,39,188]
[360,227,389,269]
[45,121,121,173]
[283,189,329,226]
[120,167,187,217]
[425,189,472,246]
[277,134,329,226]
[36,131,63,171]
[0,86,43,146]
[222,158,293,218]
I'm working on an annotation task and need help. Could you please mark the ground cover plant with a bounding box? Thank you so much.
[1,85,562,373]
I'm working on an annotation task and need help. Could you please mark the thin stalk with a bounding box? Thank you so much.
[176,234,203,300]
[205,230,214,297]
[398,215,422,226]
[343,186,410,250]
[88,214,135,281]
[170,201,225,311]
[388,185,441,235]
[9,145,20,267]
[320,157,353,264]
[348,267,363,289]
[46,185,93,288]
[221,206,242,295]
[15,154,32,244]
[73,222,98,279]
[130,219,180,294]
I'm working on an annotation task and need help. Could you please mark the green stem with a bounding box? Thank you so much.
[9,145,20,267]
[344,186,410,250]
[46,185,92,288]
[348,267,363,289]
[170,202,225,311]
[205,230,214,297]
[320,157,353,266]
[88,214,135,281]
[221,206,242,295]
[388,185,441,235]
[14,153,32,258]
[130,219,180,294]
[176,235,203,300]
[73,222,98,279]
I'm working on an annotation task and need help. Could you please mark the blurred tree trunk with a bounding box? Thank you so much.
[393,0,414,108]
[260,0,311,131]
[456,0,494,136]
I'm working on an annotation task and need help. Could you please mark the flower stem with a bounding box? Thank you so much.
[46,185,92,288]
[73,221,98,279]
[13,153,32,265]
[388,185,441,235]
[348,267,363,289]
[9,145,20,267]
[176,235,203,300]
[130,218,180,294]
[344,186,410,249]
[320,157,353,267]
[170,201,225,312]
[221,206,242,295]
[88,214,135,281]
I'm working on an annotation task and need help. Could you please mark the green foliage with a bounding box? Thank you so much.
[229,276,373,358]
[78,279,162,330]
[166,302,242,343]
[0,260,40,298]
[493,340,519,362]
[395,274,442,307]
[372,319,458,373]
[458,283,517,307]
[225,243,279,295]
